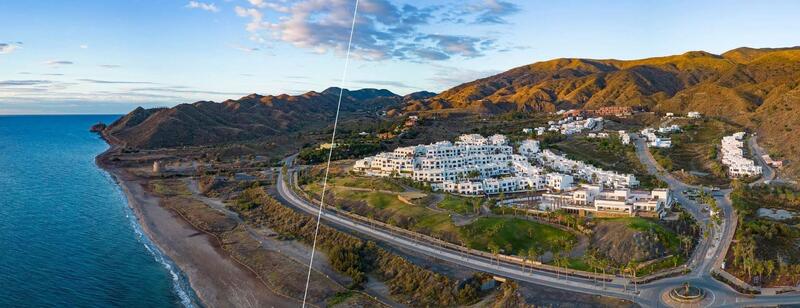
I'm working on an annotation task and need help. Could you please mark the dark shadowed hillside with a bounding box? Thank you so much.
[103,88,401,148]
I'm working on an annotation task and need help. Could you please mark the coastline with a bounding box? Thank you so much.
[95,146,297,308]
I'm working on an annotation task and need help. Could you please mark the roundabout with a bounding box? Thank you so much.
[661,282,711,307]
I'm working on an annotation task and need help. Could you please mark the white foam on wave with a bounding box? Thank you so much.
[103,171,200,308]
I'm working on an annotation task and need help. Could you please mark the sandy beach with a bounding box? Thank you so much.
[97,149,298,308]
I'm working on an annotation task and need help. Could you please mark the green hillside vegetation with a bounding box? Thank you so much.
[400,47,800,179]
[728,183,800,287]
[549,135,666,189]
[651,118,740,186]
[234,187,489,306]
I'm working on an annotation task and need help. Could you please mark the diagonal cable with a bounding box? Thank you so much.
[301,0,359,306]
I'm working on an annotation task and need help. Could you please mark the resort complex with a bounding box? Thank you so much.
[353,134,673,217]
[721,132,763,177]
[540,184,672,218]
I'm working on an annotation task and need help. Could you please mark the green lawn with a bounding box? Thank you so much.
[437,195,481,215]
[331,188,461,240]
[332,175,404,192]
[460,217,576,256]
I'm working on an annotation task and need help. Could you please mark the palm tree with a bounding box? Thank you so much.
[620,264,629,291]
[765,260,775,280]
[598,257,608,289]
[628,260,639,293]
[551,246,562,279]
[488,243,500,266]
[527,248,539,273]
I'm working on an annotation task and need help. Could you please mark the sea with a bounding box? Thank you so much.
[0,115,197,307]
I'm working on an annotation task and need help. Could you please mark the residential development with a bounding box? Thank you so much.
[353,133,641,193]
[721,132,762,177]
[536,116,604,136]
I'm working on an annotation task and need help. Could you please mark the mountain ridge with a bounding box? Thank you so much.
[103,87,405,149]
[105,46,800,177]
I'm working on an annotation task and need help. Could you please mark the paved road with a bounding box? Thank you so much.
[631,136,800,307]
[275,157,649,303]
[277,151,800,307]
[747,134,776,185]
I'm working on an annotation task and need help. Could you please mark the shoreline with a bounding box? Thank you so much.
[95,145,297,308]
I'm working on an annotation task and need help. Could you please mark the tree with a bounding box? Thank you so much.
[527,248,539,273]
[627,260,639,292]
[488,243,500,266]
[765,260,775,280]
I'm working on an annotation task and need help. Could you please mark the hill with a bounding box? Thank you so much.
[400,46,800,178]
[103,88,401,149]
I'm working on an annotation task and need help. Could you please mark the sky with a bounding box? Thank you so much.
[1,0,800,114]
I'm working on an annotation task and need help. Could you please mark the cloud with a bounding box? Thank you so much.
[44,60,74,66]
[247,0,289,12]
[99,64,121,69]
[129,86,246,96]
[428,64,499,89]
[233,0,512,61]
[186,1,219,12]
[0,43,22,54]
[351,79,419,89]
[78,79,158,85]
[0,80,54,87]
[472,0,520,24]
[230,44,259,52]
[79,44,89,49]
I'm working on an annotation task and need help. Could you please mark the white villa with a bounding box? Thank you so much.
[688,111,702,118]
[658,124,681,134]
[641,128,672,148]
[541,184,673,218]
[545,116,604,135]
[721,132,762,177]
[619,130,631,145]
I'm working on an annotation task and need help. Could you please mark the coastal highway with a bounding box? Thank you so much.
[276,153,800,307]
[274,157,648,304]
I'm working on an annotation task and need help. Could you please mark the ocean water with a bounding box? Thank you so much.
[0,115,196,307]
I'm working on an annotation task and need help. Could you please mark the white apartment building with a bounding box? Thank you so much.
[720,132,762,177]
[354,134,574,196]
[541,184,672,218]
[538,150,639,188]
[518,140,540,157]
